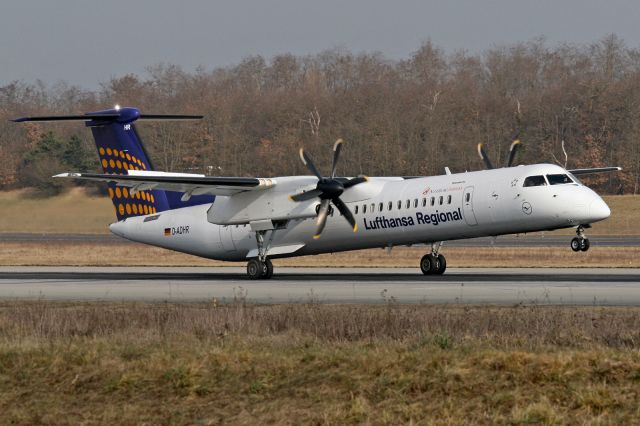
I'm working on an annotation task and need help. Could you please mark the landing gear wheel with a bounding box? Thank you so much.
[420,253,444,275]
[263,259,274,279]
[247,259,265,280]
[570,237,581,252]
[420,254,435,275]
[434,254,447,275]
[580,238,590,252]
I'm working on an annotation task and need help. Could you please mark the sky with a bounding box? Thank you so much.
[2,0,639,88]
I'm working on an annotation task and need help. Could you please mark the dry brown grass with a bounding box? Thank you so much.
[0,188,113,234]
[1,241,639,268]
[0,302,639,424]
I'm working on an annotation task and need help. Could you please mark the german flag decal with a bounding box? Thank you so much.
[164,228,171,237]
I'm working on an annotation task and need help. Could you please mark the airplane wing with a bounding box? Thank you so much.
[54,170,276,196]
[568,167,622,175]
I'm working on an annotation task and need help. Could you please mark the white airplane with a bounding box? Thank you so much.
[14,107,621,279]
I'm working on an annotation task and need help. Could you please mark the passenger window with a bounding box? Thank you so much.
[397,200,402,210]
[379,202,383,212]
[388,201,393,211]
[547,174,573,185]
[465,193,471,203]
[430,197,435,206]
[363,204,367,214]
[370,203,375,213]
[406,200,410,209]
[422,198,427,207]
[355,205,358,214]
[439,196,443,205]
[523,175,547,187]
[413,199,418,208]
[447,195,452,204]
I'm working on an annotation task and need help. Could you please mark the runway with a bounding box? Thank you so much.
[1,267,639,305]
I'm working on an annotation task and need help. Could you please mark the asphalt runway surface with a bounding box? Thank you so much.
[1,267,639,305]
[1,233,639,247]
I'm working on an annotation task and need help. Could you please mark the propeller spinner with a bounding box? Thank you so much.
[290,139,368,239]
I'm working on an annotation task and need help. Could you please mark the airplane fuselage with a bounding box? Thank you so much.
[110,163,610,262]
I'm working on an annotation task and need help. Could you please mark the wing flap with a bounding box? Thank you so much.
[54,172,276,196]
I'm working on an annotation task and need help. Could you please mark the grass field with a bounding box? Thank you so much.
[0,302,639,424]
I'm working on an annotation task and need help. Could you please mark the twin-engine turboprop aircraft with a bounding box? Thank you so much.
[14,107,621,279]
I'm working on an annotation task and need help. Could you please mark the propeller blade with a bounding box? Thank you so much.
[332,197,358,232]
[477,143,494,170]
[299,148,323,179]
[343,175,368,189]
[506,139,521,167]
[331,139,343,178]
[313,199,331,239]
[289,188,323,202]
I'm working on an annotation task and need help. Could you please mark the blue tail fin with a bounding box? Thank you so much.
[90,112,168,220]
[14,107,214,221]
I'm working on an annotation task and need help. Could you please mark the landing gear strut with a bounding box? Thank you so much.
[247,230,274,279]
[420,242,447,275]
[570,225,590,252]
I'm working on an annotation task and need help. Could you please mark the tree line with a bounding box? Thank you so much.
[1,35,639,195]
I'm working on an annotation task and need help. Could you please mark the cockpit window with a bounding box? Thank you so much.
[547,174,573,185]
[523,175,547,187]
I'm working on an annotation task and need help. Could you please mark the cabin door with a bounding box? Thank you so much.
[462,186,478,226]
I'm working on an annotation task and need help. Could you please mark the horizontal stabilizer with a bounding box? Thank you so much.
[54,171,276,196]
[568,167,622,175]
[13,107,202,125]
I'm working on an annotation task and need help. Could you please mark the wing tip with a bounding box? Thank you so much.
[313,234,321,240]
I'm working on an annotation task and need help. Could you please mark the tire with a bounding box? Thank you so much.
[420,254,433,275]
[263,259,274,279]
[570,237,581,252]
[580,238,590,252]
[247,259,264,279]
[434,254,447,275]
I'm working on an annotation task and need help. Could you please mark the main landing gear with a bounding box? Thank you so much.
[247,230,274,279]
[420,242,447,275]
[247,258,273,279]
[570,225,590,252]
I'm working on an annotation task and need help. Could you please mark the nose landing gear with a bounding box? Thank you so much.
[420,242,447,275]
[570,225,590,252]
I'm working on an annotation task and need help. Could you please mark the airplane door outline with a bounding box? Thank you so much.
[463,186,478,226]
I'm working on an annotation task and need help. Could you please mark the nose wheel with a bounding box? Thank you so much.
[420,242,447,275]
[571,226,590,252]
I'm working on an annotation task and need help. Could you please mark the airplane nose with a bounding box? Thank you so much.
[589,197,610,222]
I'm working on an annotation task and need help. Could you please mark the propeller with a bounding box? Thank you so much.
[290,139,368,239]
[477,133,522,170]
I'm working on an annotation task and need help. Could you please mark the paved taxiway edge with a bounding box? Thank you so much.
[0,267,639,306]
